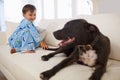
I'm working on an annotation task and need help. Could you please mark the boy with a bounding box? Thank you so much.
[9,4,48,54]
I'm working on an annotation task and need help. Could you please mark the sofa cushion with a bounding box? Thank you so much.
[38,19,71,47]
[5,21,19,44]
[0,32,6,45]
[0,45,120,80]
[5,21,47,44]
[73,14,120,61]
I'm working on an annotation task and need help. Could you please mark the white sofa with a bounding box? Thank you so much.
[0,14,120,80]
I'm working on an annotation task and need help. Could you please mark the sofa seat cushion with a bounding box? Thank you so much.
[0,45,120,80]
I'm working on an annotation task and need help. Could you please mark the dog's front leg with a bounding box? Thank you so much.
[40,57,77,80]
[89,51,109,80]
[41,47,64,61]
[41,43,75,61]
[89,65,106,80]
[40,47,79,80]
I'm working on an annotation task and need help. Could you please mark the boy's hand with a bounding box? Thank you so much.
[40,41,48,49]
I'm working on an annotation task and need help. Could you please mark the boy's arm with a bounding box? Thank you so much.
[27,24,43,43]
[27,23,48,49]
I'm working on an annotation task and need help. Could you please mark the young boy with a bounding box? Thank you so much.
[8,4,48,54]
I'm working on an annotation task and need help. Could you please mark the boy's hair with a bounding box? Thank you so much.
[22,4,36,14]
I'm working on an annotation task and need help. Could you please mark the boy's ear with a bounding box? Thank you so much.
[23,14,25,17]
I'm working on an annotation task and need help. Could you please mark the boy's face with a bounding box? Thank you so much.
[23,10,36,22]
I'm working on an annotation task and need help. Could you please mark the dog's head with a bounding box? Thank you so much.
[53,19,100,46]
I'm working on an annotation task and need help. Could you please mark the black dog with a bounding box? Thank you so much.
[40,19,110,80]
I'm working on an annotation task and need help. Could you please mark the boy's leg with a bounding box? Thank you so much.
[9,36,22,54]
[21,30,36,53]
[10,48,16,54]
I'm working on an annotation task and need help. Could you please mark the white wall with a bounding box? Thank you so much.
[98,0,120,13]
[0,0,6,31]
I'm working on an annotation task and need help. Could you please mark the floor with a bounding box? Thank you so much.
[0,71,7,80]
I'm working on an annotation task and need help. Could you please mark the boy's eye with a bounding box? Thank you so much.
[29,14,36,16]
[29,14,32,16]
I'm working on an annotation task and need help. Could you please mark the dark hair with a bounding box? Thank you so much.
[22,4,36,14]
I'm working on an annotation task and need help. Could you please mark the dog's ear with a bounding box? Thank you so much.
[87,23,99,33]
[89,23,96,32]
[89,26,96,32]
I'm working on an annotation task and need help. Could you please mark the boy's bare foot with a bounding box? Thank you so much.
[24,50,35,53]
[10,48,16,54]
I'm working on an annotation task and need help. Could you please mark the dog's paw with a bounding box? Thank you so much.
[89,75,101,80]
[40,74,49,80]
[40,71,51,80]
[41,55,49,61]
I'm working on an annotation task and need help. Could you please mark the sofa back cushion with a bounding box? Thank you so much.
[5,21,47,44]
[73,14,120,61]
[5,21,19,44]
[38,19,71,47]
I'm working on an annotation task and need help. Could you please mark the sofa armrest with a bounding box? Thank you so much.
[0,32,6,45]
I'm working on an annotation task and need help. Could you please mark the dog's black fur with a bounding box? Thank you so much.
[40,19,110,80]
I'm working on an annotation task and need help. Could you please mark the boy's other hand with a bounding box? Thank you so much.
[40,41,48,49]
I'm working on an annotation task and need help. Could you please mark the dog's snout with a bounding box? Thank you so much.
[53,30,62,40]
[53,31,58,38]
[53,32,56,37]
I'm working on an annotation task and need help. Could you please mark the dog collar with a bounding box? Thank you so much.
[86,44,93,50]
[77,44,93,50]
[77,44,93,56]
[91,34,101,47]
